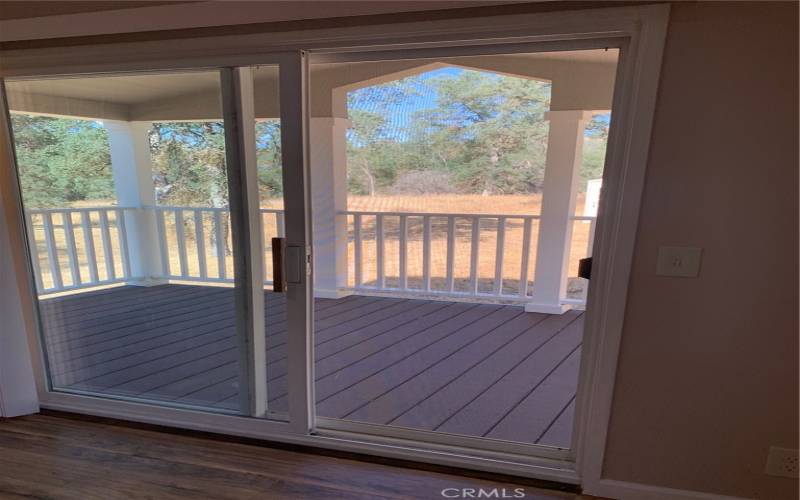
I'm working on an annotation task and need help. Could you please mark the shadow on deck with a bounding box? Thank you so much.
[39,284,582,448]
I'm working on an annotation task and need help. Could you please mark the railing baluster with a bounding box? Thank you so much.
[115,209,131,279]
[155,208,171,276]
[353,214,362,288]
[519,217,532,298]
[62,211,81,286]
[398,215,407,290]
[587,217,597,257]
[80,211,99,283]
[215,211,226,279]
[98,210,116,281]
[469,217,480,295]
[26,212,44,292]
[376,214,385,289]
[42,212,62,290]
[194,209,207,278]
[446,216,455,292]
[261,212,269,283]
[276,211,285,238]
[422,215,431,291]
[493,217,506,296]
[174,209,188,277]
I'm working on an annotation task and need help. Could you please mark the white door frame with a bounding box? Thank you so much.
[0,4,669,489]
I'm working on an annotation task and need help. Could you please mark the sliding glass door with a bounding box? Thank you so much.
[4,40,621,461]
[306,45,619,455]
[3,54,312,426]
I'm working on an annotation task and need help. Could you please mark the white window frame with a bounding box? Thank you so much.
[0,4,669,490]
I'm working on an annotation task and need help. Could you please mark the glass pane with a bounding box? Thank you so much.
[308,48,619,449]
[6,71,248,413]
[249,65,290,418]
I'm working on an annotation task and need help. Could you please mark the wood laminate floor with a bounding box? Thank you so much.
[0,413,604,499]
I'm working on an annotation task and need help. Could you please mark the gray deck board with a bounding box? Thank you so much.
[344,311,550,424]
[537,398,576,448]
[314,305,522,418]
[389,312,580,431]
[435,314,584,437]
[39,284,582,447]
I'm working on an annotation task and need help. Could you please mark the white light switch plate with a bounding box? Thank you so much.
[656,246,703,277]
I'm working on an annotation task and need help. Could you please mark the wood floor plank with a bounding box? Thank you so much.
[0,414,585,499]
[0,425,384,499]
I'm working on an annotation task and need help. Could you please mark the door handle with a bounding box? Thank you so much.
[272,237,286,293]
[578,257,592,280]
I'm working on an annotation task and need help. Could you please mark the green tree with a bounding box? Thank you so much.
[10,114,114,208]
[420,71,551,194]
[346,69,554,196]
[149,122,227,207]
[256,120,283,201]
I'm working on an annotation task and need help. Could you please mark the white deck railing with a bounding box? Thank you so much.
[343,210,596,302]
[345,211,540,300]
[152,206,284,286]
[26,206,595,303]
[26,207,134,293]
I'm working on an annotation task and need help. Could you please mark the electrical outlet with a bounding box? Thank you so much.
[765,447,799,478]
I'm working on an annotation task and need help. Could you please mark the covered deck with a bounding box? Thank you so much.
[41,284,581,448]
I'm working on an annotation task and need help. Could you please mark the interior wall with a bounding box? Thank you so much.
[602,2,798,499]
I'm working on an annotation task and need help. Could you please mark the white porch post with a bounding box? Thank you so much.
[310,116,351,298]
[105,120,164,285]
[526,110,592,314]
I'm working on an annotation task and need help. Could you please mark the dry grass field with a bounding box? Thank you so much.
[30,194,593,299]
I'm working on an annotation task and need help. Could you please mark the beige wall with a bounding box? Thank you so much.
[603,2,798,499]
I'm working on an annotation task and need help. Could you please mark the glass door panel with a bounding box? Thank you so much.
[307,47,618,451]
[5,70,255,414]
[250,64,291,418]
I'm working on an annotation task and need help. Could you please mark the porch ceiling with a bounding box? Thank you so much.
[6,48,617,122]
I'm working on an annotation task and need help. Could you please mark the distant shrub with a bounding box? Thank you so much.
[390,170,457,195]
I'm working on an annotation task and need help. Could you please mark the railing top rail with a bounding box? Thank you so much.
[26,206,136,214]
[340,210,543,220]
[570,215,597,221]
[144,205,284,214]
[146,205,229,212]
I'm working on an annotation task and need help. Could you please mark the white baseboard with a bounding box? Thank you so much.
[585,479,752,500]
